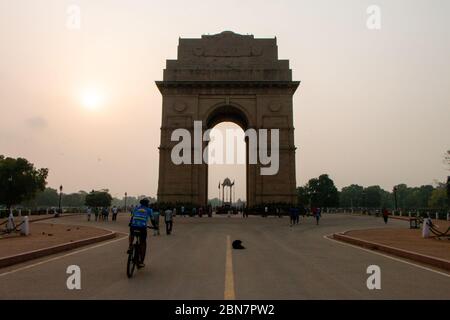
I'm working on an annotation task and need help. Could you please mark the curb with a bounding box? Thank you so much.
[1,213,83,225]
[29,213,84,223]
[389,216,411,221]
[0,230,116,269]
[332,232,450,271]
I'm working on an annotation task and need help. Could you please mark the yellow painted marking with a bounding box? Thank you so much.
[224,235,236,300]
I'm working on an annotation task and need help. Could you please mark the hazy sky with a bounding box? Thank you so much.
[0,0,449,200]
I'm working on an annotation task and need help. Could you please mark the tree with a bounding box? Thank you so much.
[0,155,48,209]
[393,184,409,209]
[428,186,447,209]
[363,186,382,208]
[296,186,309,206]
[63,191,87,207]
[390,184,435,209]
[447,176,450,207]
[408,185,434,208]
[379,189,394,208]
[304,174,339,208]
[111,195,156,207]
[339,184,364,207]
[442,150,449,206]
[22,187,59,207]
[208,198,221,207]
[85,190,112,208]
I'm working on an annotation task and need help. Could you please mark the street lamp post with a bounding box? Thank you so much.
[310,191,316,210]
[393,186,398,214]
[7,176,13,213]
[362,191,366,214]
[6,176,13,214]
[58,185,63,216]
[350,198,353,213]
[446,176,449,208]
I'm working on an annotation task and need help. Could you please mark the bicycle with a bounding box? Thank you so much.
[127,225,156,278]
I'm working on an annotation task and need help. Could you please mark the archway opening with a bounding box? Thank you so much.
[207,121,247,210]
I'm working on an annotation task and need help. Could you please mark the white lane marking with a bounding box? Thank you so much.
[0,236,127,277]
[323,234,450,278]
[224,235,236,300]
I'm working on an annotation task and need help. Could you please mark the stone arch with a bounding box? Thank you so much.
[203,102,251,208]
[156,32,300,207]
[205,102,251,130]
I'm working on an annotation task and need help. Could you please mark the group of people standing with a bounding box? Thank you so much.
[177,205,213,218]
[86,206,119,222]
[288,206,321,226]
[85,203,175,236]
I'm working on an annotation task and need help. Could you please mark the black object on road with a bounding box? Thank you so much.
[232,240,245,249]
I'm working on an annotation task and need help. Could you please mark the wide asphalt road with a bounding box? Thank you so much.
[0,213,449,299]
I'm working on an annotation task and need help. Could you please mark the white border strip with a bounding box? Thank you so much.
[0,236,127,277]
[324,234,450,278]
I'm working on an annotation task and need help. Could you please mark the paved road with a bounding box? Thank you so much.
[0,213,449,299]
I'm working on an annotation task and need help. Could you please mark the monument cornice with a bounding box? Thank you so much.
[155,80,300,91]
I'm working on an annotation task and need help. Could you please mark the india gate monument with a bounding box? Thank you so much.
[156,31,300,207]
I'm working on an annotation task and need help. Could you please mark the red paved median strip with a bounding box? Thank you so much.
[0,213,83,225]
[333,229,450,271]
[0,223,116,269]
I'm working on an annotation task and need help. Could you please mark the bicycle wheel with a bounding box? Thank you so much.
[126,245,137,278]
[133,243,141,266]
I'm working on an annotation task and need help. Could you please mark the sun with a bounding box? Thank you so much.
[81,89,104,110]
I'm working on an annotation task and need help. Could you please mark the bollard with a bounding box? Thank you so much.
[21,216,30,236]
[408,211,411,217]
[18,209,22,217]
[46,208,49,215]
[435,212,439,220]
[28,209,31,216]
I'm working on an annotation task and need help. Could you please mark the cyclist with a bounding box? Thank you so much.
[128,198,153,268]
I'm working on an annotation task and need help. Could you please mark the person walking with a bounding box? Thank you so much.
[315,207,321,225]
[164,207,174,235]
[422,213,432,238]
[382,207,389,224]
[94,207,99,221]
[296,205,304,225]
[151,205,161,236]
[86,207,92,221]
[289,207,296,227]
[112,206,118,221]
[208,205,212,217]
[102,207,109,221]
